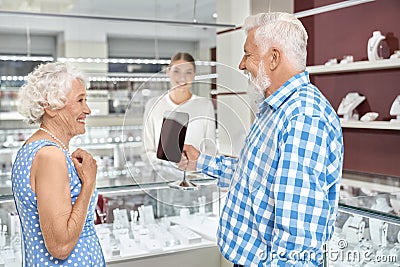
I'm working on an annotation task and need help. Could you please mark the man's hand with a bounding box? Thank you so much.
[178,144,200,171]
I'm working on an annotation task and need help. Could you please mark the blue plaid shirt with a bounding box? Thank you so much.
[197,71,343,266]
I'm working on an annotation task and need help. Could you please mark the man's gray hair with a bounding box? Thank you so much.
[243,12,308,71]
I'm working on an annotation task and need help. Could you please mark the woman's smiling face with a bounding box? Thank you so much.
[56,79,91,137]
[168,59,196,92]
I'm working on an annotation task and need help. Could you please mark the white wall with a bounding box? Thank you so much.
[0,33,56,55]
[108,38,197,59]
[215,0,252,156]
[251,0,294,14]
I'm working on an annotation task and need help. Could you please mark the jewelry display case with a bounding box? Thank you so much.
[307,57,400,266]
[0,117,224,267]
[327,171,400,267]
[1,119,400,267]
[0,180,223,267]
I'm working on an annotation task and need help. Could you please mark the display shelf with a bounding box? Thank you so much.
[340,170,400,216]
[86,115,143,127]
[0,86,21,91]
[340,120,400,130]
[0,194,14,203]
[341,171,400,194]
[341,178,400,194]
[105,239,217,264]
[0,111,25,121]
[0,112,143,126]
[0,123,145,198]
[169,215,219,242]
[339,196,400,226]
[0,137,142,152]
[73,141,141,150]
[0,147,20,154]
[306,59,400,74]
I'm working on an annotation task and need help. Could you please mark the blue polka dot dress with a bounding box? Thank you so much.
[11,140,106,267]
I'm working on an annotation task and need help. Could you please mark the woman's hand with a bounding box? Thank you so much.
[71,148,97,191]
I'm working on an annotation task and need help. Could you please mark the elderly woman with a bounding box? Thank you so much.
[11,62,105,266]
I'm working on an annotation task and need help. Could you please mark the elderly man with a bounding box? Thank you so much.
[180,12,343,266]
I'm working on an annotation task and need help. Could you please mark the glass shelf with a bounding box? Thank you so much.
[307,58,400,74]
[341,120,400,130]
[339,170,400,224]
[340,195,400,226]
[0,113,143,126]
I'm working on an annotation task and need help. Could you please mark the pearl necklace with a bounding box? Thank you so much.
[39,127,70,154]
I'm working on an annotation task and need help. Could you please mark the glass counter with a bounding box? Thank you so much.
[327,171,400,266]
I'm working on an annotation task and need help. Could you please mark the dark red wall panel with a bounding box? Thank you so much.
[296,0,400,176]
[342,129,400,176]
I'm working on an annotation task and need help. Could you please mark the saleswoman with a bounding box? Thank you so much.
[142,52,216,165]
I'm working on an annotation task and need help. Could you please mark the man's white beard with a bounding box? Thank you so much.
[247,61,271,106]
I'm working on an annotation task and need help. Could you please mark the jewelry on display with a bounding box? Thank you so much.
[39,127,70,154]
[390,95,400,122]
[342,215,365,243]
[337,92,366,120]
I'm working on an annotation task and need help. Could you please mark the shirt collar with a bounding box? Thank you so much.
[258,71,310,114]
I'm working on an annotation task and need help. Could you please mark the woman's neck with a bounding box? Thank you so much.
[169,89,192,105]
[39,122,71,148]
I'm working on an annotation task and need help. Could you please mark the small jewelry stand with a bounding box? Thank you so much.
[168,151,198,191]
[337,92,366,120]
[342,215,365,243]
[369,198,392,247]
[389,231,400,256]
[390,95,400,123]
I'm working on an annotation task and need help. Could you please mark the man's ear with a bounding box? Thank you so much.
[269,47,281,71]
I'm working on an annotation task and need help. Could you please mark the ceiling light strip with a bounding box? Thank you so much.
[0,10,236,29]
[91,72,168,78]
[57,57,171,65]
[89,77,169,82]
[1,74,218,82]
[0,75,170,82]
[0,56,218,66]
[195,73,218,80]
[195,61,217,66]
[0,56,54,62]
[294,0,375,18]
[1,76,28,81]
[58,58,218,66]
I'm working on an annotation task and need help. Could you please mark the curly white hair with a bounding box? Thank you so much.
[18,62,87,125]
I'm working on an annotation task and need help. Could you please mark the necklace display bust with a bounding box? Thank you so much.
[337,92,366,120]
